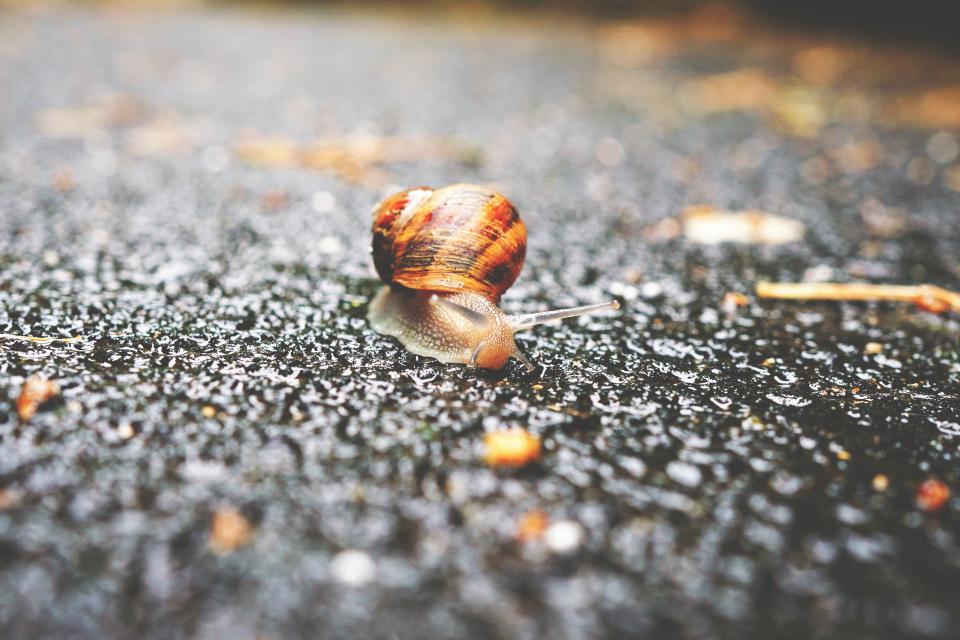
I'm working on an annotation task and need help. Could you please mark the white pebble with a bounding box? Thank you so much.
[802,264,835,282]
[640,281,663,299]
[317,236,341,255]
[666,461,702,488]
[330,549,376,586]
[311,190,337,214]
[42,250,60,267]
[620,457,646,478]
[544,520,585,554]
[927,131,959,164]
[595,137,625,167]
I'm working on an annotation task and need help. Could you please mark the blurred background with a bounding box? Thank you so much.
[10,0,958,45]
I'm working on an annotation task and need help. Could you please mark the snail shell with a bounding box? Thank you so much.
[371,184,526,302]
[367,184,618,371]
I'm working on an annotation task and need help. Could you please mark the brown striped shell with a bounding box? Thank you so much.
[371,184,527,303]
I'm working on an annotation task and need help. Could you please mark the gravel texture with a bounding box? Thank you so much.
[1,4,959,639]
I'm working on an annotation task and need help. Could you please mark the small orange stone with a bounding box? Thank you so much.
[208,506,254,555]
[261,189,289,213]
[916,479,950,512]
[721,291,749,316]
[52,169,76,194]
[16,376,60,422]
[723,291,749,307]
[872,474,889,492]
[484,428,541,468]
[864,342,883,355]
[516,510,549,542]
[0,489,23,510]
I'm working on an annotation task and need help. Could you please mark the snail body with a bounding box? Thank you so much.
[367,184,619,371]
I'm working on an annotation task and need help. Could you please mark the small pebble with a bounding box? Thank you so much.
[872,474,889,492]
[544,520,584,554]
[864,342,883,355]
[0,489,23,510]
[640,281,663,298]
[330,549,377,586]
[484,428,541,468]
[311,190,337,213]
[317,236,342,255]
[16,377,60,422]
[595,137,625,167]
[208,507,254,556]
[927,131,959,164]
[666,461,702,488]
[516,511,549,542]
[916,479,950,512]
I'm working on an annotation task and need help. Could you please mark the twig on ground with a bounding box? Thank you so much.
[756,282,960,313]
[0,334,84,344]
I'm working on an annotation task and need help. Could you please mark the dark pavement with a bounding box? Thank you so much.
[0,4,959,638]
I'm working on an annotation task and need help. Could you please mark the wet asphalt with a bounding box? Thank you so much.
[0,4,959,639]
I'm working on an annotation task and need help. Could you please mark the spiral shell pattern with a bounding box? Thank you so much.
[371,184,527,302]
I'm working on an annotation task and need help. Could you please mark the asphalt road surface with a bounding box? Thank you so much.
[1,4,959,639]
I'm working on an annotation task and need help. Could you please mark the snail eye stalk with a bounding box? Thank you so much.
[508,300,620,332]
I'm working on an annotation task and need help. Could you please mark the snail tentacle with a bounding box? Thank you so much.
[508,300,620,331]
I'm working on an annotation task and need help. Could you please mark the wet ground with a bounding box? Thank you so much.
[1,4,959,639]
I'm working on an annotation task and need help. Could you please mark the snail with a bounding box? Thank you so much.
[367,184,619,371]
